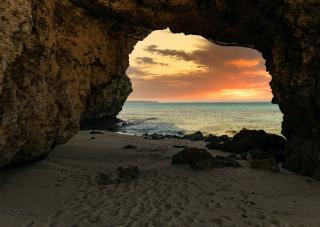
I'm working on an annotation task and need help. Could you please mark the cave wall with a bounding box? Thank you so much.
[1,0,320,178]
[0,0,134,166]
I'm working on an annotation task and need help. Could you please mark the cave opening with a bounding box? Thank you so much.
[118,29,283,137]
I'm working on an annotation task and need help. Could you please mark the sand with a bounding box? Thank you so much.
[0,131,319,227]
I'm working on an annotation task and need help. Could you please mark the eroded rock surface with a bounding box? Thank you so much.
[0,0,320,178]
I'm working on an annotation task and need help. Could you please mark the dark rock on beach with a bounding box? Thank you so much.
[172,147,240,170]
[173,145,188,149]
[144,133,165,140]
[205,140,223,150]
[222,129,286,162]
[205,134,231,150]
[89,131,104,135]
[204,134,220,143]
[172,147,210,165]
[219,135,231,143]
[183,131,204,141]
[144,133,182,140]
[123,145,137,149]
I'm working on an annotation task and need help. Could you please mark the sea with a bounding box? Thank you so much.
[117,101,283,136]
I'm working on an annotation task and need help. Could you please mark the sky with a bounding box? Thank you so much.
[126,29,272,102]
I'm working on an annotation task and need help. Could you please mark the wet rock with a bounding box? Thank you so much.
[183,131,204,141]
[144,133,165,140]
[205,141,222,150]
[172,147,240,169]
[123,145,137,149]
[222,129,286,162]
[219,135,231,143]
[173,145,188,149]
[250,159,280,173]
[205,134,231,150]
[89,131,104,135]
[204,134,220,143]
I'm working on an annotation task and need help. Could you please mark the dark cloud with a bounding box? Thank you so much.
[144,45,195,61]
[136,57,168,66]
[143,43,263,73]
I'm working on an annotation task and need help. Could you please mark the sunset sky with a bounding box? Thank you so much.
[127,29,272,102]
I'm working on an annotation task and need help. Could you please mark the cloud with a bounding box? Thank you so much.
[136,57,169,66]
[127,30,272,101]
[144,45,195,61]
[225,59,261,68]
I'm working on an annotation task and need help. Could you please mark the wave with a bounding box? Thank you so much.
[117,119,185,136]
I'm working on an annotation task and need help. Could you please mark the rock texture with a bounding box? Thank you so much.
[0,0,320,179]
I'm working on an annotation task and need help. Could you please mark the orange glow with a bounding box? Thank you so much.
[225,59,261,68]
[127,29,272,102]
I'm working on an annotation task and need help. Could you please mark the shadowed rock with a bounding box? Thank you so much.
[123,144,137,149]
[183,131,204,141]
[222,129,286,162]
[172,147,240,170]
[89,131,104,135]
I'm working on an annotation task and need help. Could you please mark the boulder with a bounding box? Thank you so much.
[123,145,137,149]
[219,135,231,143]
[204,134,220,143]
[172,147,211,166]
[222,129,286,162]
[183,131,204,141]
[172,147,240,169]
[205,134,231,150]
[205,141,222,150]
[89,131,104,135]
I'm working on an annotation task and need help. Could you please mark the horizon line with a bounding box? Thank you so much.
[126,100,272,103]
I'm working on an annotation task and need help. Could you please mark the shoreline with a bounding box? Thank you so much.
[0,131,319,226]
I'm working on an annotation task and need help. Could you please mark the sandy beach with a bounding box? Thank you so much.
[0,131,319,227]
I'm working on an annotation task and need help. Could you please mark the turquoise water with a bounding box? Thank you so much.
[117,102,283,136]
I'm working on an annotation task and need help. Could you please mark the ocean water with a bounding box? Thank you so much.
[117,101,283,136]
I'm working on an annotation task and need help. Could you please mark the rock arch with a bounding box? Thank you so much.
[0,0,319,178]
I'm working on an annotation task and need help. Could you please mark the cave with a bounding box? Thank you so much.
[1,0,320,179]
